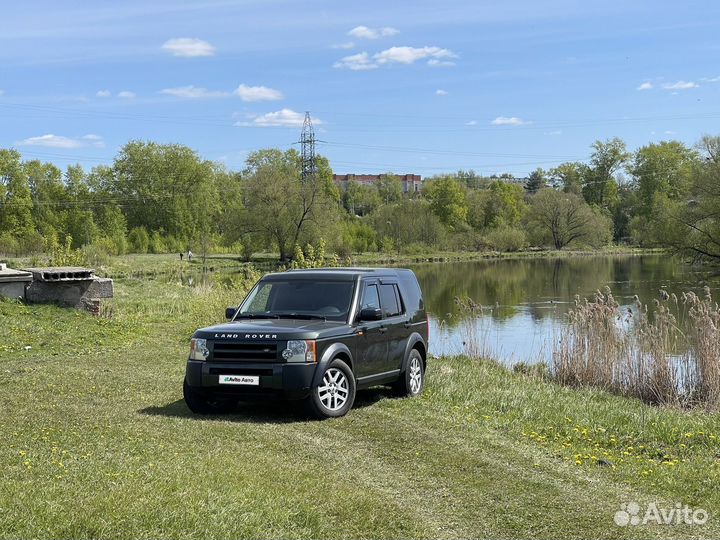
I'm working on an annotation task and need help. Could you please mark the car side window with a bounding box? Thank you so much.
[380,284,401,317]
[361,284,381,311]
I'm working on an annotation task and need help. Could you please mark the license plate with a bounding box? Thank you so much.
[219,374,259,386]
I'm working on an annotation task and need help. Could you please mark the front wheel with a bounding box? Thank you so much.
[183,380,236,415]
[306,359,356,419]
[393,349,425,397]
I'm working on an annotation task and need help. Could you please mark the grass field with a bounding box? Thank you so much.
[1,256,719,539]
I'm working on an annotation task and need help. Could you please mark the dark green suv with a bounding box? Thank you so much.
[184,268,428,418]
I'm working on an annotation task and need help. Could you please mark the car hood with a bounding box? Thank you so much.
[193,319,353,341]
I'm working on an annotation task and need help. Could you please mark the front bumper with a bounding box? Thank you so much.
[185,360,317,400]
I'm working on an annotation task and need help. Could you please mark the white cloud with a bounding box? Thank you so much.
[465,120,478,126]
[17,133,104,149]
[374,46,457,65]
[160,85,228,99]
[348,26,399,40]
[334,45,457,70]
[332,42,355,49]
[96,89,111,97]
[118,90,136,98]
[333,51,378,71]
[161,38,216,57]
[637,82,653,91]
[428,58,456,67]
[436,89,448,96]
[664,130,676,135]
[234,84,284,102]
[701,75,720,82]
[662,80,698,90]
[545,130,562,136]
[491,116,529,126]
[237,109,321,128]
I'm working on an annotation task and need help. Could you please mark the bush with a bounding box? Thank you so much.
[128,226,150,254]
[82,241,113,267]
[483,226,528,252]
[149,230,167,254]
[0,233,19,257]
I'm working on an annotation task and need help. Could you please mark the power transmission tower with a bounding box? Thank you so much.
[300,111,317,183]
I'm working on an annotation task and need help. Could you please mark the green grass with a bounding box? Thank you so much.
[0,261,718,539]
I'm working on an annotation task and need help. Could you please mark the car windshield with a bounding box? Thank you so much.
[237,279,355,322]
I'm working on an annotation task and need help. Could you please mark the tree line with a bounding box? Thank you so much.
[1,135,719,262]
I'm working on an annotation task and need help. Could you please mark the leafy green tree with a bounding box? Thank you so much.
[375,174,404,204]
[629,141,698,216]
[0,149,35,239]
[112,141,220,243]
[582,138,629,208]
[371,199,445,251]
[550,162,584,195]
[422,176,468,230]
[524,168,547,195]
[657,136,720,260]
[242,149,340,261]
[343,180,382,216]
[524,190,613,249]
[468,181,525,229]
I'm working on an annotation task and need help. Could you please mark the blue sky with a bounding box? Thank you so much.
[1,0,719,177]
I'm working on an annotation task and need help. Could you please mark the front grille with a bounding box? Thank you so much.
[211,341,278,362]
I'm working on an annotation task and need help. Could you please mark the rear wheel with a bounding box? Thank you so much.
[306,358,356,419]
[393,349,425,397]
[183,380,236,415]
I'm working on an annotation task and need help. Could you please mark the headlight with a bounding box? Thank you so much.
[189,338,209,361]
[282,340,316,363]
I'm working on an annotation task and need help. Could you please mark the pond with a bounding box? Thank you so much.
[409,254,720,364]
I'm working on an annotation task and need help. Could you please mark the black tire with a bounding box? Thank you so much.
[393,348,425,397]
[305,358,356,419]
[183,380,236,415]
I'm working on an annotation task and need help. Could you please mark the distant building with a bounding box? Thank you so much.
[333,173,423,193]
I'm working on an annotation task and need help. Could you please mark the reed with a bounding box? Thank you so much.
[554,286,720,409]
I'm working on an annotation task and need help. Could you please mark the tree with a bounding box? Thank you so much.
[375,174,403,204]
[524,168,547,195]
[112,141,220,243]
[371,199,445,251]
[628,141,698,216]
[422,176,468,230]
[524,190,612,249]
[467,180,525,229]
[550,162,584,195]
[582,138,629,208]
[343,180,381,216]
[242,149,339,261]
[658,136,720,260]
[0,149,35,239]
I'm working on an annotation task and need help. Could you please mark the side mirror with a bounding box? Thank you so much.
[225,307,237,320]
[358,307,383,321]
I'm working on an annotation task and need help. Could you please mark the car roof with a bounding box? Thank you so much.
[264,267,411,280]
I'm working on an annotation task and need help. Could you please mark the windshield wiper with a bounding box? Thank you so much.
[234,313,281,319]
[272,313,327,321]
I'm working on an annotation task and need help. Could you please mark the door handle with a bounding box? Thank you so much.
[378,326,387,333]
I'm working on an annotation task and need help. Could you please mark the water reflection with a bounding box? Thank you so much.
[176,254,720,365]
[409,254,719,363]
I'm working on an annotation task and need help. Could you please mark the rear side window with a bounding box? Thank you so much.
[380,284,402,317]
[361,284,381,310]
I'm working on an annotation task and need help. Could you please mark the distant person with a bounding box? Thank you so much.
[179,252,184,261]
[187,250,193,261]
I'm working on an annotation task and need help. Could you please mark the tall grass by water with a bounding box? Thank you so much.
[554,287,720,409]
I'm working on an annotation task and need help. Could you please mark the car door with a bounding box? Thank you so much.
[354,280,389,377]
[378,280,407,372]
